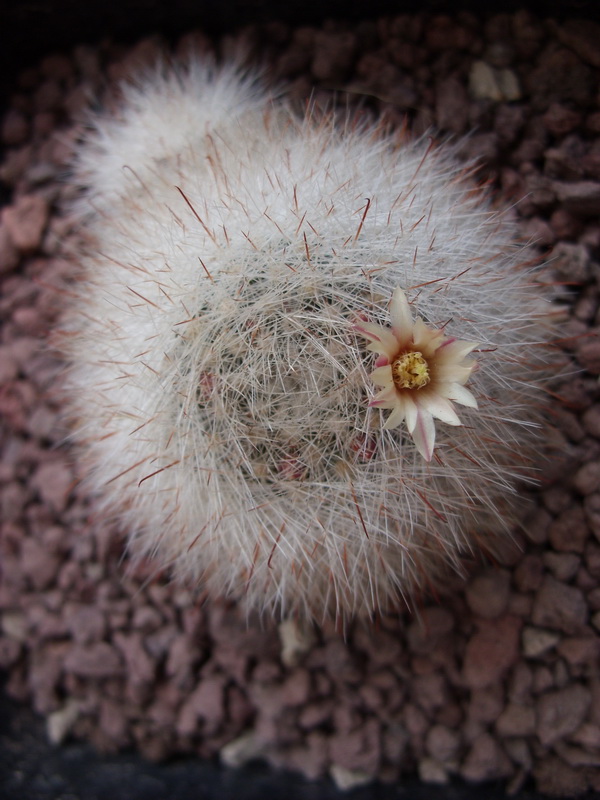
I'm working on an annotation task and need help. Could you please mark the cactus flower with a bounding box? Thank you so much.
[355,288,479,461]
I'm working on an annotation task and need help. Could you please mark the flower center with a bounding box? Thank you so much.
[391,351,430,390]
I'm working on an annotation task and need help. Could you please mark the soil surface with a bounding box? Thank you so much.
[2,9,600,798]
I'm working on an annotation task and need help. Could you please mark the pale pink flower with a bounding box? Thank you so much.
[355,288,479,461]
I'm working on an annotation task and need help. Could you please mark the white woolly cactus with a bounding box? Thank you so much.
[62,59,557,621]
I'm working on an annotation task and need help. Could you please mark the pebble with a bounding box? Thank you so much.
[536,684,591,747]
[462,616,521,690]
[543,103,583,137]
[573,461,600,496]
[514,555,544,592]
[552,503,588,555]
[46,699,80,745]
[65,604,107,645]
[406,607,454,654]
[527,48,594,110]
[425,724,461,763]
[460,733,513,782]
[30,460,73,512]
[418,757,448,784]
[551,19,600,69]
[63,642,123,678]
[20,537,61,590]
[582,406,600,439]
[585,494,600,542]
[533,755,590,797]
[552,242,593,284]
[114,631,156,686]
[436,77,469,133]
[554,180,600,218]
[532,575,588,634]
[1,109,29,146]
[495,703,536,737]
[278,619,317,668]
[542,553,580,582]
[177,674,226,736]
[329,764,373,792]
[220,731,267,768]
[98,698,130,746]
[465,569,511,619]
[468,60,520,102]
[311,31,356,82]
[2,195,49,252]
[557,636,600,669]
[329,718,381,775]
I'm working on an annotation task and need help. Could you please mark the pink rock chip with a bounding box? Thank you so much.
[20,537,61,590]
[0,220,19,274]
[543,103,583,136]
[311,31,356,82]
[435,76,469,134]
[460,732,513,782]
[114,631,156,686]
[532,575,588,634]
[406,607,455,654]
[329,717,381,774]
[534,755,590,797]
[536,684,591,746]
[99,698,130,746]
[286,731,329,781]
[465,569,511,619]
[0,345,19,384]
[3,195,49,252]
[573,461,600,496]
[63,642,123,678]
[495,703,536,737]
[552,19,600,69]
[463,615,522,690]
[31,460,73,512]
[29,642,69,714]
[557,636,600,668]
[425,724,461,763]
[548,505,588,552]
[65,604,107,645]
[1,109,29,146]
[583,405,600,438]
[177,674,226,736]
[281,668,312,707]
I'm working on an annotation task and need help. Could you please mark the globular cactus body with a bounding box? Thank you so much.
[62,60,556,621]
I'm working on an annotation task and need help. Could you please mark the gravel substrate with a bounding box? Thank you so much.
[2,9,600,798]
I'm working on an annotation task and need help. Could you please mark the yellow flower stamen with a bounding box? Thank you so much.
[391,351,430,390]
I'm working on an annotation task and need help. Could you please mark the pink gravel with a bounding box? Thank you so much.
[2,9,600,798]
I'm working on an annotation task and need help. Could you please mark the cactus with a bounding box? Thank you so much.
[61,59,558,621]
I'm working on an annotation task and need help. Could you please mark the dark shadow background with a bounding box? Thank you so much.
[0,0,599,95]
[0,683,562,800]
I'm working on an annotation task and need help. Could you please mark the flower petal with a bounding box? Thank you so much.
[411,408,435,461]
[354,322,399,359]
[369,365,393,388]
[369,386,398,408]
[438,382,478,409]
[412,317,444,352]
[434,338,479,363]
[382,400,407,430]
[417,393,461,426]
[389,288,413,343]
[402,393,418,433]
[434,363,475,384]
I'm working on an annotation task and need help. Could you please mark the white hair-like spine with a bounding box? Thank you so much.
[61,58,558,622]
